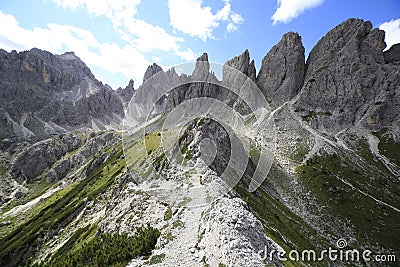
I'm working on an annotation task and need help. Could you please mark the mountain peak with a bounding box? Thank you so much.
[0,48,125,141]
[281,32,303,47]
[256,30,305,107]
[296,18,398,132]
[192,52,210,80]
[225,49,256,82]
[306,18,385,76]
[116,79,135,104]
[58,51,80,60]
[143,63,163,83]
[197,52,208,62]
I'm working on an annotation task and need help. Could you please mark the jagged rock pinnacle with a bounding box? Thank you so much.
[143,63,163,83]
[256,32,305,107]
[193,52,210,80]
[197,52,209,62]
[225,49,256,82]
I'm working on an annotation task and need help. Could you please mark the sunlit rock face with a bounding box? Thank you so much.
[0,48,126,142]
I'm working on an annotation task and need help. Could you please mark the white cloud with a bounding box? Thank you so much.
[271,0,324,25]
[226,23,237,33]
[52,0,195,62]
[227,13,244,33]
[231,13,244,24]
[119,18,183,53]
[175,48,196,61]
[0,10,149,88]
[52,0,141,19]
[378,19,400,51]
[167,0,243,41]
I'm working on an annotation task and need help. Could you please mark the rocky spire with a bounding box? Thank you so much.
[248,59,256,82]
[256,32,305,107]
[192,52,210,81]
[224,49,256,82]
[143,63,163,83]
[116,79,135,104]
[197,52,209,62]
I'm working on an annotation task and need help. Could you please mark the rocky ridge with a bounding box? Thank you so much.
[294,18,399,132]
[256,32,305,108]
[0,49,129,143]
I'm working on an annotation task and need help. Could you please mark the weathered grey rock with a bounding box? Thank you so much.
[14,191,26,199]
[11,131,115,181]
[86,153,108,175]
[11,138,67,180]
[165,53,240,114]
[222,49,267,114]
[305,18,385,78]
[224,49,256,82]
[294,18,400,132]
[384,43,400,64]
[0,48,125,141]
[13,133,84,181]
[128,52,256,123]
[256,32,305,108]
[165,81,226,111]
[199,197,282,266]
[47,158,71,182]
[70,131,115,167]
[248,59,256,82]
[116,79,135,105]
[127,64,171,124]
[192,53,210,81]
[143,63,163,83]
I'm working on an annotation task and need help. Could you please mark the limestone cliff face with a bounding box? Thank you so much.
[384,43,400,64]
[128,54,226,122]
[143,63,163,83]
[126,63,190,124]
[224,49,256,82]
[256,32,305,108]
[116,79,135,105]
[165,53,227,111]
[221,19,399,133]
[0,48,128,141]
[293,18,400,132]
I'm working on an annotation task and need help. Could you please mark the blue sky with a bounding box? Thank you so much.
[0,0,399,89]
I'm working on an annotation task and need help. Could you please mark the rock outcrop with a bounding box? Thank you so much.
[143,63,163,83]
[165,53,232,112]
[10,131,115,181]
[225,49,256,82]
[256,32,305,108]
[116,79,135,105]
[294,18,400,132]
[384,43,400,64]
[0,48,128,142]
[192,53,209,77]
[127,54,225,123]
[199,197,282,266]
[126,64,176,124]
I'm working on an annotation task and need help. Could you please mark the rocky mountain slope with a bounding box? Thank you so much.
[0,48,129,143]
[0,18,399,267]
